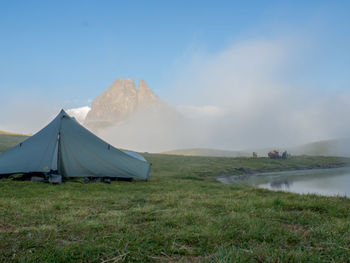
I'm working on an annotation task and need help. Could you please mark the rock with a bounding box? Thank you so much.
[85,78,165,131]
[137,80,159,105]
[86,78,138,123]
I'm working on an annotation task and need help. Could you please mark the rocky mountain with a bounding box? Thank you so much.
[85,78,165,130]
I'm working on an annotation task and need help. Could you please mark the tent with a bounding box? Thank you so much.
[0,110,151,180]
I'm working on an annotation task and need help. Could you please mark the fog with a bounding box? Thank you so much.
[1,38,350,153]
[0,96,61,135]
[99,39,350,153]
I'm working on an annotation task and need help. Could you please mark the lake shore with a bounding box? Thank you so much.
[217,163,350,185]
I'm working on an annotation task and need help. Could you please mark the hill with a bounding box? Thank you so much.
[162,138,350,158]
[1,128,349,158]
[162,148,251,157]
[288,138,350,157]
[0,130,28,136]
[0,131,29,153]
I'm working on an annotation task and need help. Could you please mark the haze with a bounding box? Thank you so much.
[0,1,349,152]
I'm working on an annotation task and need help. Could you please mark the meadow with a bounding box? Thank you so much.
[1,154,350,262]
[0,132,29,153]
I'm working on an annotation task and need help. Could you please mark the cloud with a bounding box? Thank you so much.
[175,105,225,119]
[3,37,348,154]
[0,97,61,134]
[168,38,350,150]
[98,105,189,152]
[91,37,350,153]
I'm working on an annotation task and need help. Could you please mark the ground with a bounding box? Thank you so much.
[1,155,350,262]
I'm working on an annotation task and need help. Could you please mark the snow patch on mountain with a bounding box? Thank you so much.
[66,106,91,123]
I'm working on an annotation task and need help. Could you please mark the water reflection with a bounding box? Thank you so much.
[218,167,350,197]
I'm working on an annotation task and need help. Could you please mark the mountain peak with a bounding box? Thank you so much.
[107,78,137,96]
[137,79,159,105]
[85,78,164,129]
[138,79,149,90]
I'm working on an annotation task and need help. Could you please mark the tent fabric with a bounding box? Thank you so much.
[0,114,61,174]
[0,110,151,179]
[122,151,147,162]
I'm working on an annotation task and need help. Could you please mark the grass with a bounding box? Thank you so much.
[0,133,29,153]
[161,148,249,157]
[1,154,350,262]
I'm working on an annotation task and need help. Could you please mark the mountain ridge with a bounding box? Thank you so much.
[85,78,165,130]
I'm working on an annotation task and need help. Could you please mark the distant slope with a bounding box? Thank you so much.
[0,131,29,153]
[288,138,350,157]
[2,128,348,157]
[0,130,29,136]
[162,138,350,158]
[162,148,251,157]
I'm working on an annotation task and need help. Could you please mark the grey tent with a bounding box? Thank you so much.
[0,110,151,180]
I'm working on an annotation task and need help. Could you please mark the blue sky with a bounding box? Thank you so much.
[0,0,349,109]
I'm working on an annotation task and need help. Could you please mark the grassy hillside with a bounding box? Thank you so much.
[145,154,350,178]
[0,131,29,153]
[162,138,350,158]
[162,148,250,158]
[1,154,350,262]
[0,130,28,136]
[288,138,350,157]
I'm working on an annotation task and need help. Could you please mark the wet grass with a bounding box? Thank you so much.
[1,155,350,262]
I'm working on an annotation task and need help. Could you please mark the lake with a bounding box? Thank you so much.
[217,167,350,197]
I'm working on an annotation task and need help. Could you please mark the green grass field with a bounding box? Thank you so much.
[1,154,350,262]
[161,148,250,158]
[0,132,29,153]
